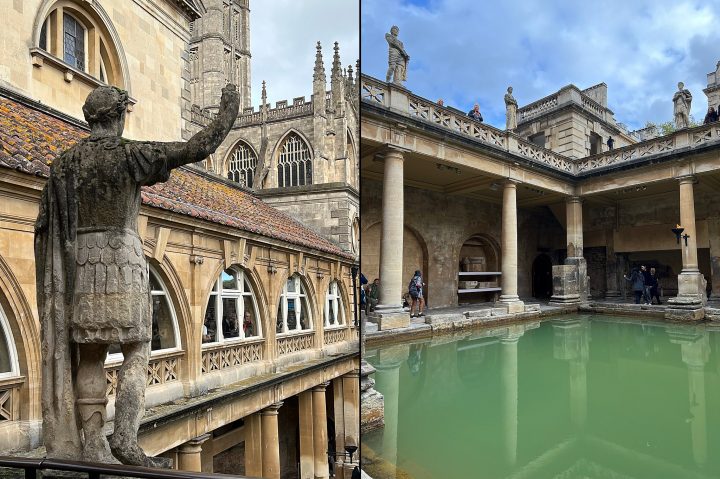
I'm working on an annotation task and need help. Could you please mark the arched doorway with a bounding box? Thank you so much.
[532,254,553,299]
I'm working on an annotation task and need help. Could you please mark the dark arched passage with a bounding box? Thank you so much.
[532,254,553,299]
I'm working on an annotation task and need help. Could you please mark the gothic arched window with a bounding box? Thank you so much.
[227,141,257,188]
[204,268,261,344]
[276,275,312,334]
[277,133,312,187]
[324,281,344,328]
[0,305,19,379]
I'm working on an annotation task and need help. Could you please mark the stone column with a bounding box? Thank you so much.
[374,147,410,329]
[261,402,283,479]
[299,391,315,479]
[312,383,330,479]
[245,412,263,478]
[667,175,705,320]
[551,196,587,304]
[499,180,524,313]
[605,228,620,298]
[177,434,211,472]
[500,328,523,467]
[342,370,360,455]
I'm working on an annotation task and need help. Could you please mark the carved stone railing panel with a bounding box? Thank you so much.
[518,95,558,122]
[201,340,264,374]
[581,96,605,118]
[277,332,315,356]
[361,78,386,105]
[515,141,575,173]
[324,328,347,345]
[576,125,720,174]
[0,380,22,421]
[105,352,183,396]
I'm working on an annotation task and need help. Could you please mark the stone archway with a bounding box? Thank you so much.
[532,254,553,299]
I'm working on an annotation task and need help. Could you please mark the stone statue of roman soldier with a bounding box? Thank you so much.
[34,84,240,466]
[673,81,692,129]
[505,86,518,130]
[385,25,409,86]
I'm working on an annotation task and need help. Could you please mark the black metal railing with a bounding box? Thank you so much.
[0,456,255,479]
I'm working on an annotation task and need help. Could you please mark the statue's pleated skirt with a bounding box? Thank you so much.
[72,228,152,344]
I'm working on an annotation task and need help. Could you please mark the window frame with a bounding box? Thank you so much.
[277,133,313,188]
[276,275,313,335]
[203,268,262,347]
[62,11,87,72]
[324,280,345,329]
[227,141,257,188]
[0,305,20,380]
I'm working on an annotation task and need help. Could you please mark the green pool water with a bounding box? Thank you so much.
[362,315,720,479]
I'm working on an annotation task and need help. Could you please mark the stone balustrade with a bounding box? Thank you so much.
[0,378,23,421]
[105,350,184,396]
[277,331,315,356]
[361,74,720,177]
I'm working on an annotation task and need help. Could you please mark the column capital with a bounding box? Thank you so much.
[503,178,521,187]
[312,381,330,393]
[261,401,284,415]
[565,195,583,204]
[179,433,212,451]
[676,174,697,184]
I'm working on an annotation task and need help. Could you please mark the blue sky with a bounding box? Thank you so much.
[251,1,359,108]
[361,0,720,130]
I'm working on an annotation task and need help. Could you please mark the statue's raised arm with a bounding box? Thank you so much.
[165,84,240,169]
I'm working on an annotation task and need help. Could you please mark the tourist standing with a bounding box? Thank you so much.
[624,267,645,304]
[408,270,425,317]
[607,136,615,150]
[649,267,661,304]
[704,106,719,124]
[641,265,653,305]
[467,103,484,122]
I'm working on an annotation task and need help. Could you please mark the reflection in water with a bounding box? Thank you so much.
[363,316,720,479]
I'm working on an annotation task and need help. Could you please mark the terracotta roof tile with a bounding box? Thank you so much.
[0,94,350,258]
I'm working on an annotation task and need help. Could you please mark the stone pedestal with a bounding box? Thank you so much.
[369,307,409,330]
[550,264,581,304]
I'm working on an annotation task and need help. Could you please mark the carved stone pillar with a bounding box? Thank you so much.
[551,196,587,304]
[261,402,283,479]
[177,434,211,472]
[498,180,524,313]
[245,412,263,478]
[312,383,330,479]
[373,147,410,329]
[342,370,360,452]
[667,175,706,320]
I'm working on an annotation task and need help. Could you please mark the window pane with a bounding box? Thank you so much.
[203,297,218,343]
[299,296,311,330]
[222,269,238,290]
[242,296,257,337]
[149,272,162,292]
[327,297,336,325]
[222,297,240,339]
[0,323,12,373]
[152,294,176,350]
[276,302,284,333]
[286,278,296,293]
[40,20,48,50]
[286,298,297,329]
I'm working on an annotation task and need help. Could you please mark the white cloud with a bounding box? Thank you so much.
[362,0,720,130]
[250,1,359,107]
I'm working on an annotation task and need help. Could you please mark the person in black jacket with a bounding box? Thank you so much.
[649,267,661,304]
[640,265,653,305]
[704,106,718,125]
[467,103,483,122]
[624,267,645,304]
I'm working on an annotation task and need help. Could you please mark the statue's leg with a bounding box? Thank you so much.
[76,343,116,463]
[386,66,394,83]
[109,341,170,468]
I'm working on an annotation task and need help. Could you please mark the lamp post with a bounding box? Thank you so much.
[672,224,690,247]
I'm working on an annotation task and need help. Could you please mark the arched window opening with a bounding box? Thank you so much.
[34,2,127,89]
[204,268,261,345]
[108,267,180,358]
[324,281,344,328]
[0,305,19,379]
[227,142,257,188]
[277,134,312,187]
[277,275,312,333]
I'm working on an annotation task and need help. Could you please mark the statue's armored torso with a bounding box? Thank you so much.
[57,137,171,344]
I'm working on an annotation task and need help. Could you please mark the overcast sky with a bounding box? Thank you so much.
[251,1,359,108]
[362,0,720,131]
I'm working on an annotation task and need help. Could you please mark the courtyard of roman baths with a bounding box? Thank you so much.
[359,14,720,478]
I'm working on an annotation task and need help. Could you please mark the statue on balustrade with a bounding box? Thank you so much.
[385,25,409,86]
[505,86,518,130]
[34,84,240,466]
[673,81,693,129]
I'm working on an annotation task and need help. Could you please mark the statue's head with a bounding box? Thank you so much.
[678,81,685,90]
[82,86,129,137]
[390,25,399,36]
[508,86,513,93]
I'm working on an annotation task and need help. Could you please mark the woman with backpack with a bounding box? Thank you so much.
[409,270,425,318]
[624,267,646,304]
